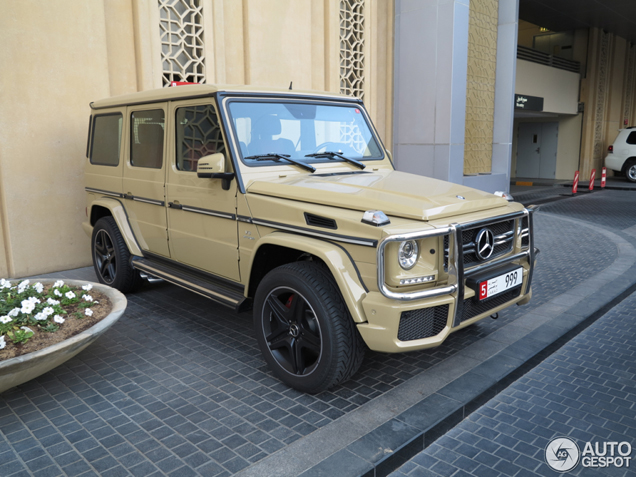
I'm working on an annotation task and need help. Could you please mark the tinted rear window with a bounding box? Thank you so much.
[90,114,122,166]
[627,131,636,145]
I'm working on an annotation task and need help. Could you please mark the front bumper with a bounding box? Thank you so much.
[356,207,538,353]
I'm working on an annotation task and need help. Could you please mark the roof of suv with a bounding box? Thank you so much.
[90,84,354,110]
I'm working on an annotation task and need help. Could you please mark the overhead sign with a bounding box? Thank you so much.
[515,94,544,111]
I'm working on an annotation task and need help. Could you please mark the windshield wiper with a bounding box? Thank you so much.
[244,153,316,172]
[305,151,366,169]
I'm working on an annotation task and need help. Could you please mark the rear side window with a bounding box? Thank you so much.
[131,110,165,169]
[627,131,636,145]
[175,105,226,172]
[90,114,122,166]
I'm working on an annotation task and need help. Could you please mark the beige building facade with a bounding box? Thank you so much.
[0,0,394,278]
[4,0,631,278]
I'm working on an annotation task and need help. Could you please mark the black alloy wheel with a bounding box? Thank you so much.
[94,229,116,284]
[254,261,365,393]
[262,287,322,376]
[91,217,143,293]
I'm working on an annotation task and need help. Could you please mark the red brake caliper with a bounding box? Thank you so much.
[285,295,294,309]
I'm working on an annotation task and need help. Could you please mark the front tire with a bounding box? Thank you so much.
[91,217,143,293]
[253,262,365,393]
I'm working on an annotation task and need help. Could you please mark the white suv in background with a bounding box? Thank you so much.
[605,128,636,182]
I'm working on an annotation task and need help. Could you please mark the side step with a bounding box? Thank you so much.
[131,256,250,312]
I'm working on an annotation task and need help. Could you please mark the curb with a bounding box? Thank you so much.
[236,213,636,477]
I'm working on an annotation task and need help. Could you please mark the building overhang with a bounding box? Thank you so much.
[520,0,636,42]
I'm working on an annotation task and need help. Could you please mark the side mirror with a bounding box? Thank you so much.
[197,153,235,190]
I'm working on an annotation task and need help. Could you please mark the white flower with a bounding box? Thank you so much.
[42,307,55,316]
[65,291,76,299]
[34,312,47,321]
[0,316,11,324]
[26,296,40,304]
[46,298,60,305]
[53,280,64,288]
[20,301,35,315]
[53,315,65,324]
[8,308,19,317]
[0,279,11,289]
[54,289,62,297]
[20,326,33,334]
[82,284,93,291]
[84,309,93,317]
[33,282,44,293]
[82,295,93,302]
[0,336,5,349]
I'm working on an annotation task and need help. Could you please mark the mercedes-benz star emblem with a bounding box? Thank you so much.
[475,228,494,261]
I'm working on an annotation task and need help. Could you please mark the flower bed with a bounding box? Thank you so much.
[0,279,111,360]
[0,279,126,394]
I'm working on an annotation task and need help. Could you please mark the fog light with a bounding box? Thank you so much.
[400,275,435,285]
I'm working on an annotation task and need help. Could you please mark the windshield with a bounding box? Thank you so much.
[226,100,384,166]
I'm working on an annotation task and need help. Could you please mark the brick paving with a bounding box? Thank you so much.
[0,189,631,476]
[389,285,636,477]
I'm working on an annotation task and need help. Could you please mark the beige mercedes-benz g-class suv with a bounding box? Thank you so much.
[84,84,537,393]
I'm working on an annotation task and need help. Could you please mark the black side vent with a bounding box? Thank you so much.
[304,213,337,230]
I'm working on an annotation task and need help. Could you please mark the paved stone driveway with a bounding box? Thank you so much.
[389,283,636,477]
[0,190,629,476]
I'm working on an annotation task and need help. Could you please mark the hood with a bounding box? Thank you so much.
[247,170,509,221]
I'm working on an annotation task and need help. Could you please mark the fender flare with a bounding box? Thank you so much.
[248,232,369,323]
[85,198,144,257]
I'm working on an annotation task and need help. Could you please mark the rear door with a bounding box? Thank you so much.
[165,99,240,281]
[122,104,170,257]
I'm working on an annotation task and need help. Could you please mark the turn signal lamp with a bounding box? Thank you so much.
[362,210,390,226]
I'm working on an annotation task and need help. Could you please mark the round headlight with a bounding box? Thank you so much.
[398,240,419,270]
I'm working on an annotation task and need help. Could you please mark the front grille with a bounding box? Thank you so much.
[398,305,449,341]
[444,219,515,270]
[461,286,522,322]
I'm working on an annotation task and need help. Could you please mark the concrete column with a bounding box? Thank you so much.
[465,0,518,193]
[393,0,519,193]
[393,0,470,185]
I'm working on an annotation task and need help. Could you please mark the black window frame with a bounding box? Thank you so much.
[89,113,123,167]
[174,103,227,172]
[225,98,386,169]
[129,109,166,169]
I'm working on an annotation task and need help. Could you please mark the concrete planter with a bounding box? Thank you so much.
[0,279,127,393]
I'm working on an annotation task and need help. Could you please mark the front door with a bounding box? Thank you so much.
[165,100,240,281]
[122,104,170,257]
[516,122,558,179]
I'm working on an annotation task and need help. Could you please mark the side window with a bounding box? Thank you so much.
[627,131,636,145]
[175,104,226,172]
[130,110,165,169]
[90,114,122,166]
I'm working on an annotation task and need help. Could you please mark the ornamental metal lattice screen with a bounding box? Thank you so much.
[339,0,365,100]
[159,0,205,86]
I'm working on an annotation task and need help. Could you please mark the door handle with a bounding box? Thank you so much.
[169,201,182,210]
[535,147,540,154]
[123,192,134,200]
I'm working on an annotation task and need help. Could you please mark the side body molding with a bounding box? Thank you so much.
[247,232,369,323]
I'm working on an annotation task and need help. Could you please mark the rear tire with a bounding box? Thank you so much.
[253,261,365,393]
[91,217,143,293]
[625,159,636,182]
